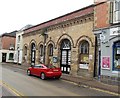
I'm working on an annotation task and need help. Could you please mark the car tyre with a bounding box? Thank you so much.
[40,73,46,80]
[27,70,31,76]
[55,76,61,79]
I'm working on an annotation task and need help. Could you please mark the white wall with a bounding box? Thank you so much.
[14,31,24,64]
[0,50,15,63]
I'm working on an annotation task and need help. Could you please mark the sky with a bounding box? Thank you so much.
[0,0,93,34]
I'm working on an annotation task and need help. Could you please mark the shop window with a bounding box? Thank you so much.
[40,45,43,56]
[9,53,14,60]
[48,44,53,56]
[79,41,89,64]
[113,41,120,71]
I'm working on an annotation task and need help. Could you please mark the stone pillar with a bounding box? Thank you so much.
[88,47,95,78]
[35,49,39,64]
[53,48,59,67]
[70,48,78,76]
[27,49,31,64]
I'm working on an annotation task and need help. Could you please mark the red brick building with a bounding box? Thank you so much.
[0,31,17,62]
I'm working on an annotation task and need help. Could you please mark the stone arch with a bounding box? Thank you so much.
[76,35,94,48]
[23,44,28,50]
[23,44,28,54]
[56,34,74,49]
[46,40,55,48]
[23,44,28,62]
[29,39,37,50]
[38,41,44,48]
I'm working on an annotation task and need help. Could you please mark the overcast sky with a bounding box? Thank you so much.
[0,0,93,34]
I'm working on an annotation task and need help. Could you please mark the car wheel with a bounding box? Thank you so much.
[55,76,60,79]
[40,73,46,80]
[27,70,31,76]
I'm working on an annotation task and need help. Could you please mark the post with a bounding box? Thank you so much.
[43,29,47,64]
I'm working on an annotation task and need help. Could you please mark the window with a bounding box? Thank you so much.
[115,1,120,11]
[18,35,20,43]
[112,0,120,23]
[113,41,120,71]
[48,44,53,56]
[9,53,14,60]
[40,45,43,56]
[80,41,89,54]
[24,46,27,55]
[79,41,89,64]
[61,39,71,50]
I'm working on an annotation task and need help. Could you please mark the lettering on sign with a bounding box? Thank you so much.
[110,28,120,36]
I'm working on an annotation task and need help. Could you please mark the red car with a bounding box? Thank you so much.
[27,64,62,80]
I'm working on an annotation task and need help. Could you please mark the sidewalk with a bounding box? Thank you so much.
[2,63,119,94]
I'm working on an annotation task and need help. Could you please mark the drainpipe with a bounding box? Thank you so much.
[93,36,97,77]
[43,29,47,65]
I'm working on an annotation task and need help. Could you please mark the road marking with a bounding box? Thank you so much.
[0,80,26,97]
[61,79,120,96]
[89,87,120,96]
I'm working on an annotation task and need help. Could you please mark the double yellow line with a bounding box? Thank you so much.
[0,80,25,97]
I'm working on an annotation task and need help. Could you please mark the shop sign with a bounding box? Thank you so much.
[110,27,120,36]
[79,64,88,69]
[52,56,58,63]
[102,56,110,70]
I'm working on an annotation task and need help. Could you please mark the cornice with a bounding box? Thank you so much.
[23,13,93,38]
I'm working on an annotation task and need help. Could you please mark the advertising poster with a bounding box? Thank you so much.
[102,56,110,70]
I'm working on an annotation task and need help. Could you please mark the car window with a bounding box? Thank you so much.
[46,65,56,68]
[34,64,43,68]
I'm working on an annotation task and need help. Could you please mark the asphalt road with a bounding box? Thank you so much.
[0,63,118,96]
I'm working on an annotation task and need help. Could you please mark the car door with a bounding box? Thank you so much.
[31,65,38,76]
[35,65,44,76]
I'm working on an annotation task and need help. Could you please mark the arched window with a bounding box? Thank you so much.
[80,41,89,54]
[48,44,53,56]
[79,40,89,66]
[40,45,43,56]
[61,39,71,50]
[24,46,27,55]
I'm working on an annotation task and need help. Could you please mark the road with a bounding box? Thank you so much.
[0,63,118,96]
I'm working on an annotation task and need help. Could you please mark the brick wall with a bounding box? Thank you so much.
[94,1,110,29]
[1,36,16,50]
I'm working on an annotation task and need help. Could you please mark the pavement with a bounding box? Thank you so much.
[1,62,120,94]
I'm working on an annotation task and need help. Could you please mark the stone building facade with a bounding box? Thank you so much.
[22,5,96,77]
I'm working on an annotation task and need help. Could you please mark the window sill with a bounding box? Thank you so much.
[112,71,120,74]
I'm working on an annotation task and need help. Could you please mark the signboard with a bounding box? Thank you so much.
[79,64,88,69]
[53,56,58,63]
[102,56,110,70]
[110,27,120,36]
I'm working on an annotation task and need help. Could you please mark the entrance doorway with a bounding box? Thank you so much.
[2,53,7,62]
[60,39,71,74]
[31,43,36,66]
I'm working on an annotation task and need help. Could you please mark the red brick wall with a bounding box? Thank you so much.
[94,1,110,29]
[1,36,16,50]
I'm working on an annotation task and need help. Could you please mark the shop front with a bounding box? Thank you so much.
[94,26,120,85]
